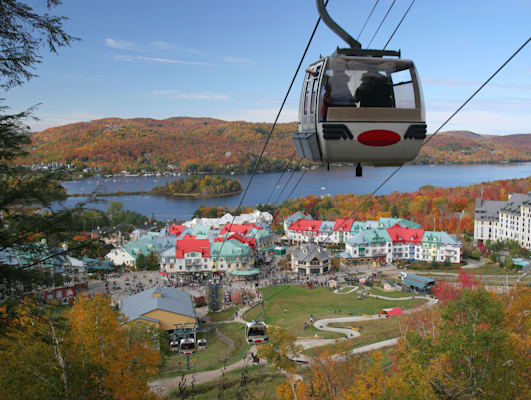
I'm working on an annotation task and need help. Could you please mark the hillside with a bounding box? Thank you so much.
[20,118,531,174]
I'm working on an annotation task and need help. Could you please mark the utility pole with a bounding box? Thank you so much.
[433,217,436,231]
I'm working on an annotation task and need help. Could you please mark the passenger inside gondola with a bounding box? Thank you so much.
[249,326,265,336]
[354,72,394,107]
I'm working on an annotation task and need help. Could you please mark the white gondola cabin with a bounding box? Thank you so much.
[245,321,268,344]
[294,55,426,167]
[197,338,207,350]
[293,0,426,175]
[179,338,196,355]
[169,340,179,352]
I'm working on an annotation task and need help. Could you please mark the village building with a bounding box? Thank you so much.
[121,287,197,331]
[474,193,531,250]
[400,272,436,294]
[291,243,330,275]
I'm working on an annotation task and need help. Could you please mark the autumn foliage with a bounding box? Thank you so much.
[274,177,530,234]
[289,283,530,400]
[0,294,161,400]
[17,117,531,174]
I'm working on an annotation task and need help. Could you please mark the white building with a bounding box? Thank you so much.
[184,210,273,230]
[106,247,135,266]
[474,193,531,249]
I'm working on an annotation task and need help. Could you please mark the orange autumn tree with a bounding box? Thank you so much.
[0,295,161,400]
[68,293,160,400]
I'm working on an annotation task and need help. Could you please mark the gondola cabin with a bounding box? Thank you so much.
[197,338,207,350]
[179,338,196,355]
[293,55,426,168]
[245,321,269,344]
[169,340,179,352]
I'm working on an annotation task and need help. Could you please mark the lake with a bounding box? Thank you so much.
[57,163,531,221]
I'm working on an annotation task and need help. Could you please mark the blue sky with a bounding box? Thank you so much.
[5,0,531,134]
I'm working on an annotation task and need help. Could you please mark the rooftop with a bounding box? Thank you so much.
[121,286,196,323]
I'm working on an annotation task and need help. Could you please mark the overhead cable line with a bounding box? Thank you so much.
[357,0,380,40]
[301,36,530,261]
[273,158,304,205]
[262,151,297,207]
[214,0,329,258]
[383,0,416,50]
[367,0,397,48]
[285,167,308,201]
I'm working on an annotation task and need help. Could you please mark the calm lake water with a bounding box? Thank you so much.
[57,163,531,221]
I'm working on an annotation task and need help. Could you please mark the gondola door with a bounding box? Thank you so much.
[293,60,325,162]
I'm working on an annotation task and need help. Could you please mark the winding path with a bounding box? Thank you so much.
[150,293,439,395]
[333,285,358,294]
[313,294,438,338]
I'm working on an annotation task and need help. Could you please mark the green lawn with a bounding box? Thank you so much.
[207,306,240,322]
[243,285,425,338]
[304,315,405,357]
[368,287,418,298]
[158,323,251,378]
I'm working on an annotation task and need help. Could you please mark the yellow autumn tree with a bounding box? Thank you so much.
[68,293,161,400]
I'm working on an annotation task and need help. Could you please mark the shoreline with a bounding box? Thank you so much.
[67,190,242,199]
[58,160,531,183]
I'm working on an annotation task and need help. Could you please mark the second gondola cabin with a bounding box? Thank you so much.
[293,53,426,168]
[245,321,269,344]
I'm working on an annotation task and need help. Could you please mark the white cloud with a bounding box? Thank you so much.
[136,56,213,66]
[223,56,251,63]
[105,38,136,50]
[424,77,531,91]
[112,54,133,61]
[216,108,298,123]
[151,90,228,100]
[426,98,531,134]
[150,40,175,50]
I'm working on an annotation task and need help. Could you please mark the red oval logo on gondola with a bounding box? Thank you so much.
[357,130,401,147]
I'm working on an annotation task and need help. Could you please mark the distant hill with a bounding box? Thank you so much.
[20,118,531,174]
[416,130,531,164]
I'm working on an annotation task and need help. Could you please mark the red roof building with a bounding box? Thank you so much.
[176,238,210,258]
[169,224,186,236]
[289,219,323,235]
[333,218,354,232]
[214,233,256,248]
[380,307,403,317]
[386,225,424,244]
[219,223,262,236]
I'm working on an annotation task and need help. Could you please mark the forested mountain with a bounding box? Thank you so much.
[20,117,531,174]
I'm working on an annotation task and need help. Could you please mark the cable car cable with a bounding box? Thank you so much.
[357,0,380,40]
[263,151,297,207]
[383,0,416,50]
[285,167,308,202]
[367,0,397,48]
[423,36,530,146]
[299,35,530,262]
[273,158,304,205]
[214,0,329,259]
[251,151,297,227]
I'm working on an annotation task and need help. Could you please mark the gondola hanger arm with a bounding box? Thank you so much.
[316,0,361,49]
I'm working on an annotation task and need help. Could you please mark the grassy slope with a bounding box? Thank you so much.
[158,323,250,378]
[168,365,285,400]
[304,315,406,357]
[244,285,425,338]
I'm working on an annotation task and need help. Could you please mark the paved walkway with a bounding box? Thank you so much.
[149,346,263,396]
[333,286,358,294]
